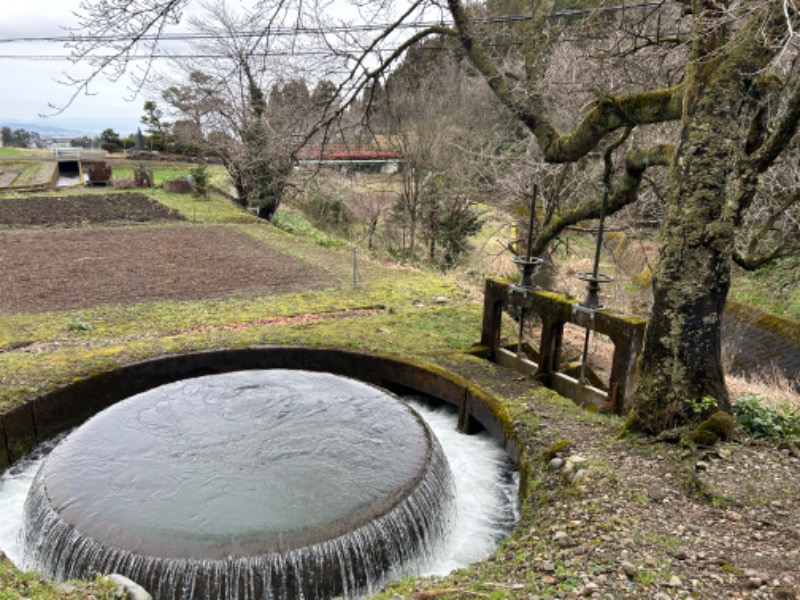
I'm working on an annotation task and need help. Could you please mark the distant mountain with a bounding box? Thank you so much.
[1,117,140,137]
[1,121,83,137]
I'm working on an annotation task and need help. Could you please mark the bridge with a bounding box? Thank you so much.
[297,145,403,173]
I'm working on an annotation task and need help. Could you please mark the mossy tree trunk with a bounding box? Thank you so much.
[629,1,790,432]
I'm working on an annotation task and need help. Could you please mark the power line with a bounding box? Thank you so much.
[0,4,664,45]
[0,51,333,60]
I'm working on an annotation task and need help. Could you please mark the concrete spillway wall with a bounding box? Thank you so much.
[0,347,522,474]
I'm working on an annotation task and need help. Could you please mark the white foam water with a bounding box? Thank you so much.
[404,399,520,576]
[0,396,518,591]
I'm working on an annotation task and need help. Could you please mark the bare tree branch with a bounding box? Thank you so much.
[530,143,674,256]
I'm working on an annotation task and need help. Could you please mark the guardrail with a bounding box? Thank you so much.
[52,147,82,162]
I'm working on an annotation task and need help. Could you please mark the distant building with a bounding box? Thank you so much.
[297,145,403,175]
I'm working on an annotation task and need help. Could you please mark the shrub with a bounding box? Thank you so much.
[189,162,210,199]
[306,194,351,231]
[732,393,800,440]
[271,211,345,249]
[101,142,120,154]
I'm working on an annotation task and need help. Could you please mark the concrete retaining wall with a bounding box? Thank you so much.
[723,300,800,390]
[0,347,521,471]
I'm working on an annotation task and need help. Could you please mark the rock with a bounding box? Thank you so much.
[572,469,588,484]
[553,531,575,547]
[548,457,564,471]
[746,576,764,589]
[691,428,719,447]
[668,575,682,588]
[582,582,599,596]
[434,296,450,304]
[563,455,587,475]
[647,485,668,502]
[55,582,78,594]
[777,439,800,459]
[695,460,710,471]
[542,560,556,572]
[620,560,637,578]
[543,439,573,462]
[106,574,153,600]
[744,569,760,578]
[725,510,743,521]
[653,594,672,600]
[773,586,797,600]
[697,411,735,442]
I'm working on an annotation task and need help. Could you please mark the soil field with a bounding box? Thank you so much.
[0,193,184,227]
[0,194,336,313]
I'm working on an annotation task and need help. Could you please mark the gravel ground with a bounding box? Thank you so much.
[429,356,800,600]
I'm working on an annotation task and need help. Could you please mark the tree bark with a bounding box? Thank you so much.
[629,3,785,432]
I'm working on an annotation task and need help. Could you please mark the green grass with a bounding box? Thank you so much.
[272,209,347,248]
[112,166,192,185]
[730,258,800,321]
[0,559,116,599]
[0,147,51,159]
[146,187,257,224]
[0,270,476,411]
[0,184,477,412]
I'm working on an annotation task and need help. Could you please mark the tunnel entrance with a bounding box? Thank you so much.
[53,148,84,186]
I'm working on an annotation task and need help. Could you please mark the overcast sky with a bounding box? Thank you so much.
[0,0,437,134]
[0,1,190,133]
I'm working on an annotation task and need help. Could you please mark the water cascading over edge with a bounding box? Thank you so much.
[22,370,456,600]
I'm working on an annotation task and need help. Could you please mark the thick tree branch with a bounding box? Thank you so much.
[530,144,674,256]
[447,0,683,165]
[733,246,793,270]
[545,87,684,163]
[749,65,800,172]
[734,190,800,269]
